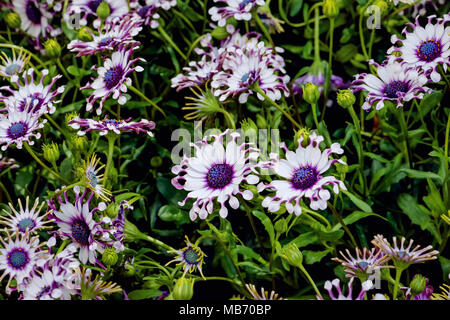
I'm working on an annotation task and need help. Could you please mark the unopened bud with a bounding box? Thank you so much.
[96,1,111,21]
[337,90,356,109]
[302,82,320,105]
[71,135,88,153]
[44,39,62,58]
[172,277,195,300]
[274,218,288,233]
[211,26,229,40]
[5,12,21,29]
[106,202,119,219]
[77,26,94,42]
[323,0,339,19]
[281,243,303,268]
[150,156,163,168]
[102,247,118,266]
[42,143,60,163]
[410,274,427,297]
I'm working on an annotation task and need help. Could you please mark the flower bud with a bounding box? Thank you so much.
[373,0,389,16]
[294,127,312,147]
[240,118,258,135]
[256,114,267,129]
[274,218,288,234]
[42,142,60,163]
[302,82,320,105]
[71,135,88,153]
[172,277,195,300]
[337,90,356,109]
[150,156,163,168]
[123,261,136,277]
[102,247,118,267]
[281,243,303,268]
[211,26,230,40]
[43,39,62,59]
[106,202,119,219]
[410,274,427,297]
[77,26,94,42]
[323,0,339,19]
[5,12,21,29]
[96,1,111,21]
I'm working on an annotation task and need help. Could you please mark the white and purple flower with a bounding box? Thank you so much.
[318,278,374,300]
[65,0,129,28]
[0,48,30,81]
[258,132,346,215]
[69,115,155,136]
[209,0,266,27]
[171,130,262,220]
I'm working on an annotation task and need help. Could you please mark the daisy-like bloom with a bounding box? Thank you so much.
[371,235,439,268]
[211,36,290,103]
[332,247,391,280]
[68,115,155,137]
[0,68,65,115]
[0,48,30,81]
[47,186,108,264]
[0,98,47,151]
[67,16,143,57]
[351,58,431,111]
[432,283,450,300]
[166,236,206,279]
[0,154,19,172]
[245,284,284,300]
[209,0,266,27]
[81,154,112,201]
[12,0,61,42]
[82,43,144,115]
[0,230,46,289]
[0,197,53,234]
[130,2,160,28]
[65,0,129,28]
[258,132,346,215]
[388,15,449,82]
[171,130,262,220]
[98,200,132,252]
[67,267,122,300]
[317,278,374,300]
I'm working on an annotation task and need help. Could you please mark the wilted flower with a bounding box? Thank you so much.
[0,48,30,80]
[166,236,206,279]
[245,284,284,300]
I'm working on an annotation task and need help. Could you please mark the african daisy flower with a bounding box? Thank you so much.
[82,43,144,115]
[81,154,112,201]
[47,186,108,264]
[351,58,431,111]
[65,0,129,28]
[0,68,65,115]
[0,230,46,289]
[332,247,391,280]
[209,0,266,27]
[0,98,47,151]
[371,235,439,267]
[68,115,155,137]
[130,2,160,28]
[0,154,19,172]
[258,132,346,215]
[0,197,52,234]
[67,267,122,300]
[0,48,30,81]
[245,284,284,300]
[171,130,261,220]
[166,236,206,279]
[12,0,61,43]
[67,16,143,57]
[318,278,374,300]
[388,15,449,82]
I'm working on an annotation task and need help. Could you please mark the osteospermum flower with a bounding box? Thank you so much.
[47,186,107,264]
[81,154,112,201]
[388,15,449,82]
[317,278,374,300]
[67,16,143,57]
[332,247,391,280]
[65,0,129,28]
[0,68,65,115]
[69,115,155,136]
[0,197,52,234]
[12,0,61,43]
[171,130,261,220]
[258,132,346,215]
[0,48,30,80]
[245,284,284,300]
[209,0,266,27]
[67,267,122,300]
[0,154,19,172]
[0,99,47,151]
[0,230,46,288]
[371,235,439,267]
[82,43,144,115]
[130,2,160,28]
[166,236,206,279]
[351,58,431,111]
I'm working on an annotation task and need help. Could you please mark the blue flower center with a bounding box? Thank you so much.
[206,164,233,189]
[417,40,442,62]
[240,70,257,85]
[19,94,43,113]
[71,219,90,246]
[357,261,369,270]
[87,170,98,187]
[291,166,318,190]
[8,122,28,139]
[99,37,113,47]
[8,248,30,270]
[5,63,20,76]
[17,218,36,233]
[138,5,151,17]
[384,81,408,99]
[36,286,52,299]
[184,247,200,265]
[26,0,42,24]
[88,0,104,12]
[104,65,124,89]
[239,0,253,10]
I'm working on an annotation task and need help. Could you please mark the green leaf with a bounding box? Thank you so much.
[399,168,443,184]
[157,204,189,225]
[342,190,372,213]
[289,0,304,17]
[332,211,387,231]
[303,249,332,264]
[439,256,450,280]
[418,91,443,117]
[253,210,275,245]
[335,44,358,63]
[289,231,318,248]
[127,289,162,300]
[232,245,268,265]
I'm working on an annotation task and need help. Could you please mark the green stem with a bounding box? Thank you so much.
[0,43,45,66]
[219,109,236,130]
[278,0,326,27]
[127,85,166,117]
[396,108,411,167]
[24,143,70,185]
[0,179,13,204]
[321,18,335,122]
[328,202,358,248]
[302,207,331,230]
[142,234,176,252]
[241,197,264,250]
[392,267,404,300]
[56,58,72,81]
[297,263,322,299]
[348,104,367,196]
[444,110,450,208]
[104,135,117,185]
[254,84,301,129]
[157,24,187,60]
[253,11,274,48]
[311,102,320,129]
